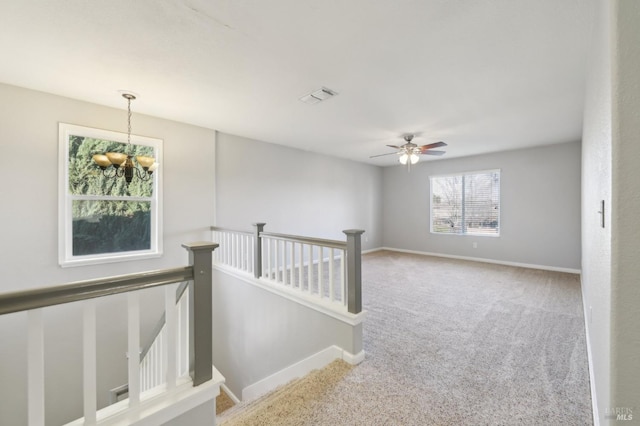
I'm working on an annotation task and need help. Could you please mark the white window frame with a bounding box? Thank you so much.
[58,123,163,267]
[429,169,501,237]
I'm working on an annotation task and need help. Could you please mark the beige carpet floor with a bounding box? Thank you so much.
[216,388,236,415]
[219,250,593,425]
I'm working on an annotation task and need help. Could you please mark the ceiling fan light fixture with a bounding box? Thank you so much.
[370,133,447,172]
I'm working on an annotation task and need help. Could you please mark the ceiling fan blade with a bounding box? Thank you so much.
[386,144,401,149]
[370,152,399,158]
[419,141,447,151]
[422,150,446,156]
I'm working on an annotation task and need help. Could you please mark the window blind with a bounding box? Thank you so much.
[430,170,500,235]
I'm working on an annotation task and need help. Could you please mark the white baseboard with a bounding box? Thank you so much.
[581,284,600,426]
[342,349,365,365]
[361,247,384,255]
[241,345,364,402]
[380,247,582,274]
[220,383,241,405]
[67,369,224,426]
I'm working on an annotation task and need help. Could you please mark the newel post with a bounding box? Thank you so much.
[253,223,266,279]
[343,229,365,314]
[182,241,218,386]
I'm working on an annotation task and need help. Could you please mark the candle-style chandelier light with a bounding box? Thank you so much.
[92,93,157,184]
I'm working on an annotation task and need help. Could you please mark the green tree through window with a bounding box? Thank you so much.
[59,124,162,266]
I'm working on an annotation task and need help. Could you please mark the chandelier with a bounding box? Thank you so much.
[92,93,157,184]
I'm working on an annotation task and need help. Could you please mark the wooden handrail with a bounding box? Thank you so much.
[0,267,194,316]
[260,232,347,250]
[210,225,253,236]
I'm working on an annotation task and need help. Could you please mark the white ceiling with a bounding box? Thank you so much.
[0,0,594,166]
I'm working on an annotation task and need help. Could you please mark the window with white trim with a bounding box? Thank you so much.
[430,169,500,236]
[59,123,162,267]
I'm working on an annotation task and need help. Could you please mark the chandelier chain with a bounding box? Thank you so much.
[127,96,132,145]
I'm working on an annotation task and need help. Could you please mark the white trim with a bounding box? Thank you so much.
[361,247,384,255]
[241,345,363,402]
[220,383,241,405]
[65,366,224,426]
[58,122,163,267]
[429,169,501,237]
[213,264,366,326]
[429,168,501,180]
[380,247,582,274]
[581,283,600,426]
[342,349,365,365]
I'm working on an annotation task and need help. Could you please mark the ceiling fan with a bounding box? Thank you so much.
[370,134,447,171]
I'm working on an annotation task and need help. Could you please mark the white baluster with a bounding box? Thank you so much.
[216,232,221,264]
[128,292,140,406]
[308,245,313,294]
[250,235,255,275]
[221,233,226,265]
[235,233,240,269]
[165,284,177,389]
[267,238,272,280]
[177,289,186,377]
[290,242,296,288]
[281,240,287,285]
[83,300,97,424]
[28,309,45,426]
[341,250,346,305]
[212,232,218,263]
[225,232,229,266]
[246,235,251,272]
[298,243,304,290]
[180,288,189,377]
[240,234,247,271]
[329,248,335,302]
[157,333,162,388]
[231,233,236,268]
[142,356,147,391]
[274,240,279,283]
[318,246,324,298]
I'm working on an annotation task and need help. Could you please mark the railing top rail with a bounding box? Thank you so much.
[260,232,347,250]
[210,226,253,237]
[0,266,194,316]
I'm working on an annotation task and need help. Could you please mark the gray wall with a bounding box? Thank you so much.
[610,0,640,416]
[581,0,612,420]
[0,83,216,426]
[162,401,214,426]
[215,132,384,250]
[382,142,582,270]
[212,269,361,399]
[582,1,640,422]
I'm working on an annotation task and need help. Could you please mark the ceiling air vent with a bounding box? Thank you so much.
[299,87,338,105]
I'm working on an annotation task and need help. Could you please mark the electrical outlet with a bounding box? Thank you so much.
[365,236,369,243]
[472,242,478,249]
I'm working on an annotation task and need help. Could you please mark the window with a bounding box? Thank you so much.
[59,123,162,266]
[430,169,500,236]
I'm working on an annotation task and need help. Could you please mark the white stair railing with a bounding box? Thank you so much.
[138,283,190,393]
[211,228,254,274]
[0,242,219,426]
[261,233,347,307]
[211,224,364,314]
